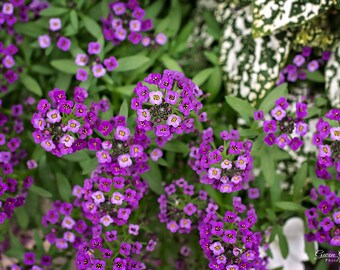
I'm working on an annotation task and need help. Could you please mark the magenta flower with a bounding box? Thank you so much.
[96,150,112,164]
[49,18,62,31]
[88,42,101,55]
[57,36,71,51]
[111,192,124,205]
[38,34,51,49]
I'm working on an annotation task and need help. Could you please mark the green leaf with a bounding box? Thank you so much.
[50,59,78,74]
[146,0,165,18]
[34,230,44,257]
[115,55,150,72]
[8,232,25,258]
[39,6,69,16]
[14,22,45,38]
[70,10,79,31]
[160,55,183,72]
[56,172,72,202]
[275,201,307,212]
[204,51,219,65]
[192,68,213,86]
[157,158,168,167]
[20,74,42,96]
[15,207,29,229]
[203,10,220,40]
[80,157,98,175]
[277,227,289,259]
[225,96,255,119]
[207,67,222,100]
[141,161,164,194]
[30,185,53,198]
[258,83,288,113]
[293,162,308,201]
[119,100,129,118]
[261,150,276,186]
[306,70,325,83]
[113,85,135,96]
[162,141,190,155]
[80,14,103,38]
[305,240,316,265]
[63,151,90,162]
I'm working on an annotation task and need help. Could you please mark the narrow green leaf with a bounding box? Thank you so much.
[30,185,53,198]
[275,201,307,212]
[80,157,98,175]
[113,85,135,96]
[192,68,213,86]
[21,74,42,96]
[305,240,316,264]
[15,207,29,229]
[62,151,90,162]
[80,14,102,38]
[115,55,150,72]
[160,55,183,72]
[277,227,289,259]
[258,83,288,113]
[225,96,255,119]
[141,161,164,194]
[39,6,69,16]
[261,150,275,186]
[306,70,325,83]
[56,172,72,202]
[70,10,79,31]
[207,67,222,100]
[119,100,129,118]
[50,59,78,74]
[293,162,308,201]
[162,141,190,155]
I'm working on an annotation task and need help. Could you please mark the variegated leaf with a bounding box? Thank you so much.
[325,41,340,108]
[252,0,333,38]
[219,5,291,104]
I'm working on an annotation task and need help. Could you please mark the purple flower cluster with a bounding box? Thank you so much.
[11,252,52,269]
[189,128,253,194]
[131,70,203,147]
[102,0,167,46]
[0,42,19,92]
[277,47,331,85]
[75,42,118,81]
[0,0,48,37]
[158,178,208,234]
[71,162,149,227]
[38,17,71,51]
[312,109,340,180]
[257,97,308,151]
[305,185,340,247]
[0,99,35,224]
[198,197,267,269]
[31,87,103,156]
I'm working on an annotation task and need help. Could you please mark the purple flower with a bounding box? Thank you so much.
[57,37,71,51]
[155,33,167,45]
[76,68,88,81]
[49,18,62,31]
[92,64,106,78]
[209,242,224,256]
[88,42,101,55]
[111,192,124,205]
[75,54,88,66]
[103,56,118,71]
[23,252,35,265]
[271,106,286,121]
[307,60,319,72]
[115,126,130,141]
[150,148,162,161]
[96,150,111,164]
[118,154,132,168]
[41,139,56,152]
[183,203,197,216]
[149,91,163,105]
[166,114,181,127]
[293,55,305,67]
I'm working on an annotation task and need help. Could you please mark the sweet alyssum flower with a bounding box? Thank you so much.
[131,69,204,146]
[102,0,167,47]
[305,185,340,247]
[11,252,52,269]
[31,87,97,157]
[74,41,118,81]
[37,17,71,51]
[198,196,267,269]
[257,97,308,151]
[276,47,331,85]
[189,127,253,194]
[158,178,208,234]
[312,109,340,180]
[0,100,35,224]
[0,42,19,92]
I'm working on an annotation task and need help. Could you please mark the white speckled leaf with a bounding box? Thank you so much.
[252,0,333,37]
[325,41,340,108]
[219,5,291,104]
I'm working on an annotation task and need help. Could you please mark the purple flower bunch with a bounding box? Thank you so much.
[72,163,149,227]
[75,224,157,270]
[38,17,71,51]
[277,47,331,85]
[102,0,167,46]
[198,196,267,270]
[0,41,19,92]
[312,109,340,180]
[0,0,48,37]
[158,178,209,234]
[131,70,203,147]
[0,100,35,224]
[31,87,103,157]
[11,252,52,269]
[305,185,340,247]
[75,41,118,81]
[257,97,308,151]
[189,127,254,194]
